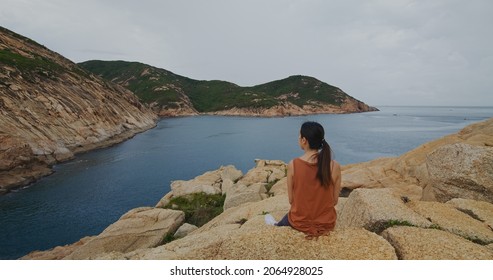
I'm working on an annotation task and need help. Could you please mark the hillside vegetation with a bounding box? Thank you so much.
[79,60,376,115]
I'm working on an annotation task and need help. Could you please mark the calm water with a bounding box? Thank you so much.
[1,106,492,259]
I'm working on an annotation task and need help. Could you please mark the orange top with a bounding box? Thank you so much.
[288,158,337,237]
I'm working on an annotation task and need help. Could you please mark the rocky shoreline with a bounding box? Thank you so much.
[22,118,493,260]
[158,99,379,118]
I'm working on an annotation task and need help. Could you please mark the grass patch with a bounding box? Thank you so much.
[264,179,279,197]
[162,232,177,245]
[163,192,225,227]
[0,49,63,75]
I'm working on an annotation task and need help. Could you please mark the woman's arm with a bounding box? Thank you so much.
[287,160,294,205]
[332,161,342,205]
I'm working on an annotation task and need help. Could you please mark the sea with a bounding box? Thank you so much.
[0,106,492,259]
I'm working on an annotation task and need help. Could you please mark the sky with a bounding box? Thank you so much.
[1,0,492,106]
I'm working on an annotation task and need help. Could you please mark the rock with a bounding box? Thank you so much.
[408,201,493,244]
[237,160,286,187]
[487,244,493,252]
[337,188,432,231]
[173,223,198,239]
[171,181,221,197]
[169,169,223,197]
[220,178,235,195]
[446,198,493,229]
[127,224,241,260]
[426,143,493,202]
[191,227,397,260]
[268,168,286,183]
[341,118,493,204]
[270,177,287,195]
[199,194,290,233]
[382,226,493,260]
[0,28,157,193]
[238,169,270,186]
[64,207,184,259]
[20,236,96,260]
[223,183,266,210]
[220,165,243,182]
[155,191,174,208]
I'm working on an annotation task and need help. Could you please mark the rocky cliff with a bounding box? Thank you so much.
[0,27,157,194]
[79,60,378,117]
[22,118,493,260]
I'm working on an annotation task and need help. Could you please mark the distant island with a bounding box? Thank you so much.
[79,60,378,117]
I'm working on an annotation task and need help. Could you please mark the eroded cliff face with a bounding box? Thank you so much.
[0,27,157,193]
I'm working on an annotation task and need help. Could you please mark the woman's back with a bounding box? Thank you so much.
[288,158,337,237]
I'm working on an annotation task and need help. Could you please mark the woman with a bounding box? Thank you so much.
[266,121,342,239]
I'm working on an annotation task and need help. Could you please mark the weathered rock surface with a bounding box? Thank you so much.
[161,227,397,260]
[408,201,493,244]
[0,27,157,193]
[427,143,493,202]
[63,207,184,259]
[337,188,433,231]
[20,236,96,260]
[173,223,198,239]
[342,117,493,203]
[446,198,493,229]
[382,226,493,260]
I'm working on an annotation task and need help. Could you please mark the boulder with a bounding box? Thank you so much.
[268,168,286,183]
[171,181,221,197]
[220,165,243,182]
[382,226,493,260]
[238,160,286,186]
[20,236,96,260]
[446,198,493,229]
[155,191,174,208]
[127,224,241,260]
[223,183,266,210]
[408,201,493,244]
[198,194,290,233]
[269,177,287,195]
[173,223,198,239]
[64,207,184,259]
[426,143,493,203]
[337,188,432,231]
[202,227,397,260]
[220,178,235,195]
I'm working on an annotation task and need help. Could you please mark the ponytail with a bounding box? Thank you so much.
[300,121,333,187]
[317,139,332,187]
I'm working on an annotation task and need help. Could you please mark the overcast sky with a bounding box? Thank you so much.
[1,0,492,106]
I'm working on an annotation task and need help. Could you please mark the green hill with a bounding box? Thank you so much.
[79,60,377,115]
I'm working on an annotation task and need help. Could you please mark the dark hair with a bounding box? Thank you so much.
[300,121,332,187]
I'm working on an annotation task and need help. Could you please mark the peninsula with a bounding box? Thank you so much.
[79,60,378,117]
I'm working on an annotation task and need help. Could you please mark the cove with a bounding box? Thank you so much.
[1,106,492,259]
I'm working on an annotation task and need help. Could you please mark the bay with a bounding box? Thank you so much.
[1,106,492,259]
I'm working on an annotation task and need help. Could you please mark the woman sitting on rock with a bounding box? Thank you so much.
[266,121,342,239]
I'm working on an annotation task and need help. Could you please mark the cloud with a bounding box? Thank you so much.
[1,0,492,106]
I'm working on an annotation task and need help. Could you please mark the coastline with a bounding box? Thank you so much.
[19,117,493,260]
[0,122,157,195]
[0,106,378,195]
